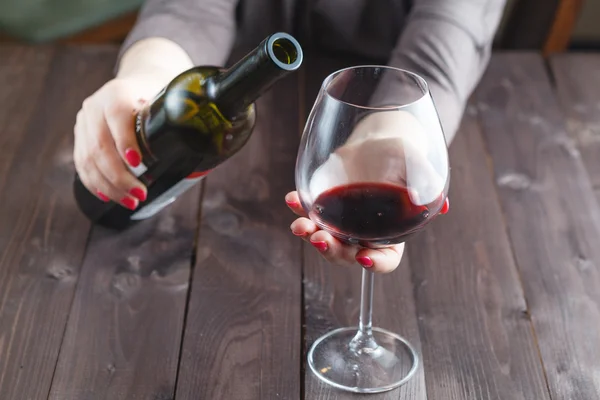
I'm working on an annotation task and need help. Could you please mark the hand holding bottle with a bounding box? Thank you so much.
[73,34,303,230]
[73,74,167,210]
[73,37,197,212]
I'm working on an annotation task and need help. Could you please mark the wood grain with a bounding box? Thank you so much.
[49,197,200,400]
[0,46,106,400]
[48,49,201,400]
[174,71,302,399]
[476,52,600,400]
[406,107,551,400]
[0,46,54,193]
[551,53,600,187]
[300,54,427,400]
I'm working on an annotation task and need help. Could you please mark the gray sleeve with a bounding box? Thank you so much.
[117,0,240,69]
[386,0,507,143]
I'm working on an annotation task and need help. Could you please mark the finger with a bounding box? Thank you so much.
[289,217,318,241]
[441,197,450,214]
[105,96,145,171]
[94,145,146,207]
[75,118,139,209]
[355,243,405,273]
[74,112,95,195]
[74,114,116,202]
[85,107,147,204]
[308,230,357,266]
[401,138,447,205]
[75,148,130,206]
[74,151,111,202]
[285,191,308,217]
[88,158,139,210]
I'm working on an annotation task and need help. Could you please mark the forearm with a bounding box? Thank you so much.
[383,0,506,143]
[116,0,238,77]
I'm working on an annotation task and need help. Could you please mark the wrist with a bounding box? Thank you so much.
[116,37,194,84]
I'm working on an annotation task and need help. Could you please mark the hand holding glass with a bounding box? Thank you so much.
[295,66,450,393]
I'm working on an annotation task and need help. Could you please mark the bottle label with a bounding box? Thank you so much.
[129,110,153,178]
[129,171,209,220]
[128,160,149,178]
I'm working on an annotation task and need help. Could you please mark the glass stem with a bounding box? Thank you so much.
[359,268,374,335]
[349,269,378,353]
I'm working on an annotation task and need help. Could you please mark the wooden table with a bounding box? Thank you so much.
[1,45,600,400]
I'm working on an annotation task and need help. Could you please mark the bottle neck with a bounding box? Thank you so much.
[213,33,303,118]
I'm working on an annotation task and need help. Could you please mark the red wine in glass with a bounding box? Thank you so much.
[310,182,447,248]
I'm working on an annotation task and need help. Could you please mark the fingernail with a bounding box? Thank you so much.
[286,199,299,208]
[310,240,328,252]
[356,256,373,267]
[129,187,147,202]
[291,229,306,237]
[96,191,109,202]
[441,198,449,215]
[125,148,141,167]
[120,197,137,210]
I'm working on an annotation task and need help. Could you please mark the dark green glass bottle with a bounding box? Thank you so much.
[74,32,303,230]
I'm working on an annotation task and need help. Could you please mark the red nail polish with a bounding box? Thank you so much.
[125,148,141,168]
[130,187,147,202]
[311,240,328,252]
[120,197,137,210]
[291,230,306,237]
[286,199,299,208]
[441,198,449,215]
[96,191,109,202]
[356,256,373,267]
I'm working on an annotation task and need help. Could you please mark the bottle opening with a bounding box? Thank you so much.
[267,33,303,71]
[272,38,298,65]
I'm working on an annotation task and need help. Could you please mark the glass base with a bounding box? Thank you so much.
[307,326,419,393]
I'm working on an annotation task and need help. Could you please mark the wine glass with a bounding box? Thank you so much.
[296,65,450,393]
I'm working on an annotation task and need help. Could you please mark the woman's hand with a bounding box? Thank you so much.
[285,191,405,273]
[73,75,164,209]
[73,37,194,210]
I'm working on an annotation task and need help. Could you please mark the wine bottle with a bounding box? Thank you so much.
[73,32,303,230]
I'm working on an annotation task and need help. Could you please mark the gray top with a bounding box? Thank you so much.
[118,0,507,141]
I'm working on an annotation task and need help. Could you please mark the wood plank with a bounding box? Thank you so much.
[301,54,427,400]
[0,45,108,400]
[543,0,584,56]
[476,52,600,400]
[48,50,201,399]
[174,68,302,398]
[49,199,200,400]
[551,53,600,187]
[0,46,54,192]
[405,107,551,399]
